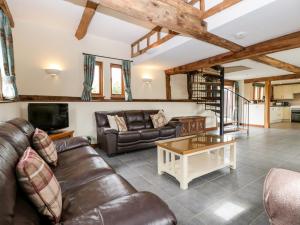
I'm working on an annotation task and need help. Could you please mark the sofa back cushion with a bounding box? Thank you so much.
[7,118,35,140]
[0,137,19,225]
[125,111,145,131]
[95,111,125,128]
[143,110,159,129]
[0,123,30,156]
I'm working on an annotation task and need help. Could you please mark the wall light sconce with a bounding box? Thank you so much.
[45,68,61,77]
[142,77,153,86]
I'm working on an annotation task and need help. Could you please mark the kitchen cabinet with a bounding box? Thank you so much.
[292,84,300,94]
[270,107,290,123]
[283,107,291,121]
[270,107,283,123]
[273,85,294,100]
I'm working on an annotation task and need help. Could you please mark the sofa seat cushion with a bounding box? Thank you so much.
[62,192,177,225]
[61,174,136,221]
[54,137,89,153]
[139,129,160,140]
[118,131,141,143]
[13,193,42,225]
[54,148,114,192]
[159,126,176,137]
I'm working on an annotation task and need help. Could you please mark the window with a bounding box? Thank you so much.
[91,61,103,97]
[253,84,265,101]
[253,86,265,101]
[0,47,16,100]
[110,64,124,98]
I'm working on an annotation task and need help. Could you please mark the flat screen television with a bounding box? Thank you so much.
[28,103,69,132]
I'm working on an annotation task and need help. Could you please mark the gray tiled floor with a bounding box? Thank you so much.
[96,122,300,225]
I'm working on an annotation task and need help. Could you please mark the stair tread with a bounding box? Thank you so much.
[193,82,221,85]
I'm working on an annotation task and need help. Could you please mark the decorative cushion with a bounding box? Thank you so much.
[150,110,168,128]
[16,147,62,223]
[32,128,58,166]
[107,115,118,130]
[115,116,128,132]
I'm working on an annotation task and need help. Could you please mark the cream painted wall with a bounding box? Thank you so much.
[13,19,188,100]
[13,20,130,98]
[0,103,21,122]
[7,19,202,142]
[20,102,204,143]
[171,74,188,99]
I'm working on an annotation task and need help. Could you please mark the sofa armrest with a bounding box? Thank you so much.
[54,137,89,153]
[63,192,177,225]
[97,127,118,156]
[167,121,182,137]
[264,168,300,225]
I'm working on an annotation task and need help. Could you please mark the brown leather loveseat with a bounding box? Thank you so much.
[95,110,182,156]
[0,118,177,225]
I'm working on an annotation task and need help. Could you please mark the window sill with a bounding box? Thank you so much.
[111,96,125,100]
[0,100,16,104]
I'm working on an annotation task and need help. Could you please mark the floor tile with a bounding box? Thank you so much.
[96,122,299,225]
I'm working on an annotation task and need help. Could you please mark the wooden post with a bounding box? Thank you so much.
[264,80,271,128]
[165,74,171,100]
[219,66,225,135]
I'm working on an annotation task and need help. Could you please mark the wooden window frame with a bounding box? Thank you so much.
[110,63,125,99]
[92,61,104,98]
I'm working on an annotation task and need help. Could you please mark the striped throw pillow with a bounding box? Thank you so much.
[16,147,62,223]
[33,128,58,166]
[115,116,128,132]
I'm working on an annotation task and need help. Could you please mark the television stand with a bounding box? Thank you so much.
[49,130,74,141]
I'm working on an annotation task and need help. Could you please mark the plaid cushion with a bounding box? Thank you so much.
[16,147,62,223]
[33,128,58,166]
[150,110,168,128]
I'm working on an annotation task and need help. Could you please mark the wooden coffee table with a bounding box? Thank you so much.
[156,134,236,190]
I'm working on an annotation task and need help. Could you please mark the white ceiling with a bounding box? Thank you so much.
[8,0,300,80]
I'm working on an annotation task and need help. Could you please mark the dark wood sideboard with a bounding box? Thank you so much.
[171,116,206,136]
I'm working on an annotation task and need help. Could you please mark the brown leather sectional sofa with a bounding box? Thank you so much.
[0,118,177,225]
[95,110,182,156]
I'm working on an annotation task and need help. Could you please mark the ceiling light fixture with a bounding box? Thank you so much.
[234,32,247,40]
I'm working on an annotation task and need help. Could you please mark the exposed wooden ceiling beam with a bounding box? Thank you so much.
[200,0,205,11]
[203,0,241,19]
[0,0,14,27]
[252,55,300,74]
[97,0,207,39]
[75,1,99,40]
[244,74,300,83]
[130,0,242,58]
[165,31,300,75]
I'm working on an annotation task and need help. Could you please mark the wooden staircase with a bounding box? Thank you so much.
[189,66,250,136]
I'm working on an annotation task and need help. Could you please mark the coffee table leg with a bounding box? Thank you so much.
[157,147,164,175]
[230,143,237,169]
[180,155,188,190]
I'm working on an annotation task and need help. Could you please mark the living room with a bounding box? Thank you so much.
[1,0,300,225]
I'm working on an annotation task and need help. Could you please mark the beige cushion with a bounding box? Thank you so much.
[150,110,168,128]
[115,116,128,132]
[32,128,58,166]
[16,147,62,223]
[107,115,118,130]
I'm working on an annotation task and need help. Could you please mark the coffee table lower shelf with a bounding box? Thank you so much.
[157,142,236,190]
